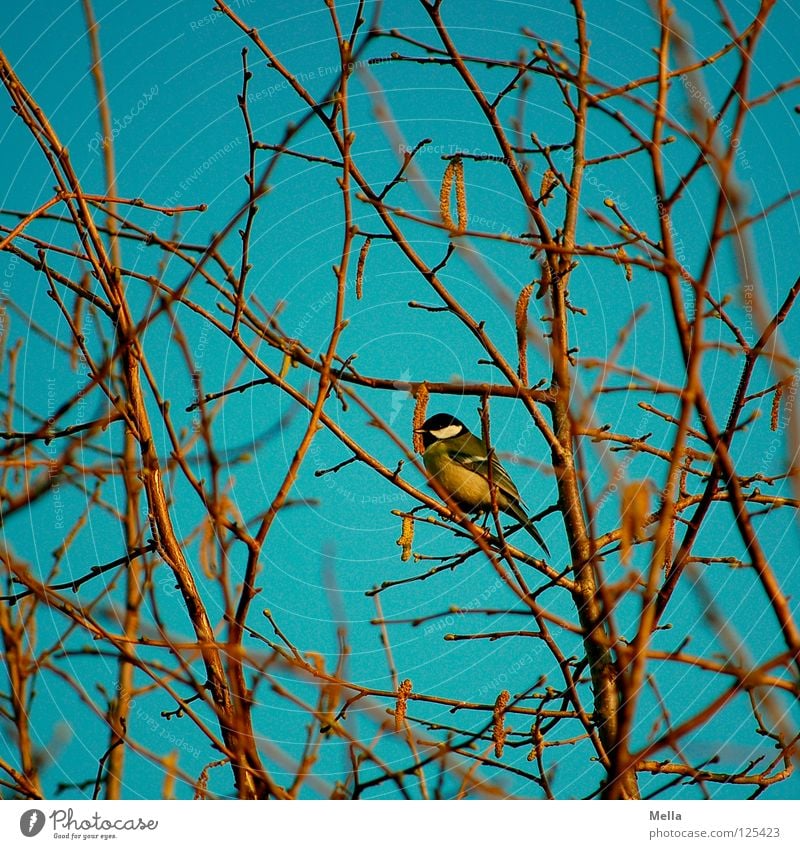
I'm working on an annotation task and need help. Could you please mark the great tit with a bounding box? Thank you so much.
[415,413,550,556]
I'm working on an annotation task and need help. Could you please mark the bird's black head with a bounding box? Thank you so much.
[415,413,469,450]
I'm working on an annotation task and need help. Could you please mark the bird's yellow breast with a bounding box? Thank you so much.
[423,444,510,512]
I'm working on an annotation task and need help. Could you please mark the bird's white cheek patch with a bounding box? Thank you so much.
[430,424,463,440]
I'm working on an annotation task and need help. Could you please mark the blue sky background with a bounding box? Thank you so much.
[1,0,799,799]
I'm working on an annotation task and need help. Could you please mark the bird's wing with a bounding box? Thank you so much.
[451,443,548,554]
[451,447,523,504]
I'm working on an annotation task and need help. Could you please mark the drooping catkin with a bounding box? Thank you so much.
[527,723,544,763]
[615,246,633,282]
[664,510,676,573]
[539,168,558,206]
[412,383,429,454]
[356,237,371,300]
[0,307,7,364]
[771,381,784,432]
[620,481,649,565]
[396,515,414,562]
[454,157,467,232]
[395,679,413,731]
[515,283,534,384]
[493,690,510,758]
[199,517,217,579]
[439,161,455,229]
[535,259,552,300]
[193,758,228,801]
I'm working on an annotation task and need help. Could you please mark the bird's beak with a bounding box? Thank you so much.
[413,427,425,434]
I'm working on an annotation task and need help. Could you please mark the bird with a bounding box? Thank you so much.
[415,413,549,555]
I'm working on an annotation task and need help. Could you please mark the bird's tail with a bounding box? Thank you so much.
[507,503,550,556]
